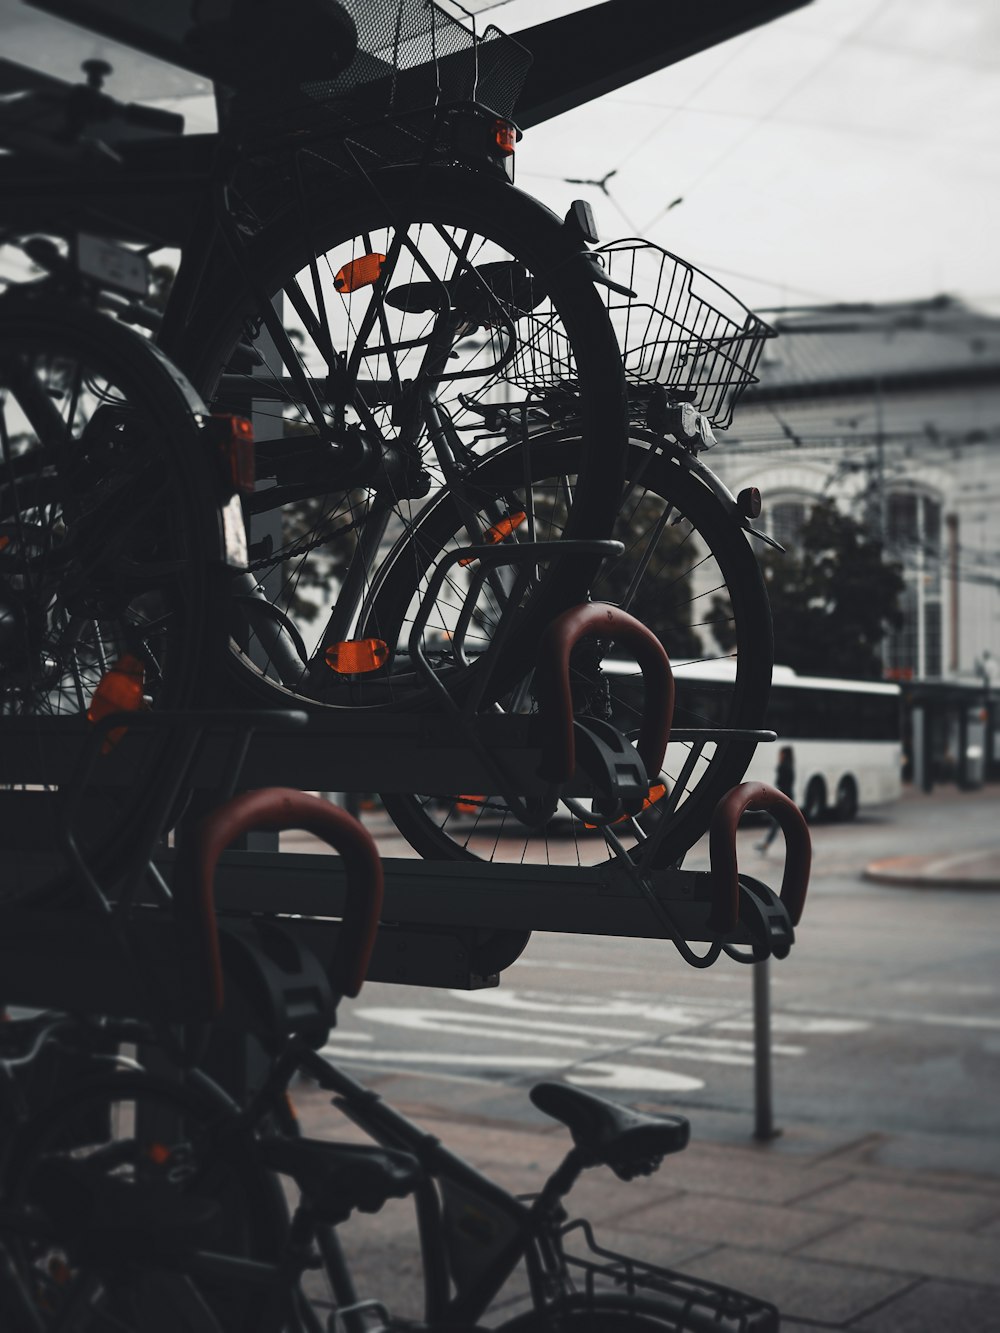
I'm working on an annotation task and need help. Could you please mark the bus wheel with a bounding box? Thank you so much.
[835,776,859,822]
[803,778,827,824]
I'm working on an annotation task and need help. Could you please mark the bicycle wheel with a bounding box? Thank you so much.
[0,296,226,906]
[497,1293,777,1333]
[175,164,628,709]
[0,1071,287,1333]
[371,436,772,869]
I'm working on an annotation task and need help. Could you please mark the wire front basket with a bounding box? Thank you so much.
[504,240,774,430]
[600,240,776,429]
[243,0,533,173]
[303,0,532,121]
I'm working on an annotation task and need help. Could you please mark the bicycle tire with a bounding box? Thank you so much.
[496,1293,778,1333]
[371,436,772,869]
[0,294,226,906]
[173,164,628,710]
[0,1070,288,1333]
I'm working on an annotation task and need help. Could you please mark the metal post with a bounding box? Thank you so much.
[752,957,779,1140]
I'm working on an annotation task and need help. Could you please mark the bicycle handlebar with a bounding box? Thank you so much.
[708,782,811,934]
[179,788,383,1008]
[533,603,674,785]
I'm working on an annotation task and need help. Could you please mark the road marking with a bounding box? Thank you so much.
[319,1048,558,1069]
[716,1016,868,1036]
[318,1045,705,1092]
[354,1007,639,1050]
[452,988,735,1028]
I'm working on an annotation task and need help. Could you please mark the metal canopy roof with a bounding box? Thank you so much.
[1,0,810,124]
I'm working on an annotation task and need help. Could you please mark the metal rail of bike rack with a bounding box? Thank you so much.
[0,703,781,998]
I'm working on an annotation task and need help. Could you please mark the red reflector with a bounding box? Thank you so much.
[87,654,147,752]
[458,511,527,566]
[334,253,387,294]
[456,795,484,814]
[585,783,668,830]
[494,120,516,155]
[147,1142,171,1165]
[325,638,389,674]
[212,414,255,496]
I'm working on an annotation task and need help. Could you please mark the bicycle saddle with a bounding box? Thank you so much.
[256,1138,421,1224]
[530,1082,690,1181]
[385,260,544,322]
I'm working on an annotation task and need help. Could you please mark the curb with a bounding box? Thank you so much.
[864,852,1000,890]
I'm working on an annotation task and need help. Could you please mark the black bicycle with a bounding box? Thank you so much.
[1,0,777,879]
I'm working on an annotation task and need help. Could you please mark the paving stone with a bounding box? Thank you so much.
[680,1246,913,1325]
[852,1278,1000,1332]
[800,1178,1000,1229]
[799,1218,1000,1287]
[605,1190,845,1252]
[627,1140,853,1206]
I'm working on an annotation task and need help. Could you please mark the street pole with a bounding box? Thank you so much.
[752,957,779,1140]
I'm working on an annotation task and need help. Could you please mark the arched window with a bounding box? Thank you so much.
[885,490,943,679]
[765,495,812,551]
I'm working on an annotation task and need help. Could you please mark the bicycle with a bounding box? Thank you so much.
[0,1030,780,1333]
[0,232,251,904]
[2,1,779,884]
[2,0,632,716]
[0,766,802,1330]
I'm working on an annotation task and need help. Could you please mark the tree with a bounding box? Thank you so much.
[749,499,904,679]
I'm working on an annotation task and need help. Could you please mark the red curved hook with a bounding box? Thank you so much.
[177,788,383,1012]
[708,781,811,934]
[533,603,674,785]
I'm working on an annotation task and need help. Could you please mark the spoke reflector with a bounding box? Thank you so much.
[212,414,256,495]
[458,511,527,565]
[87,654,147,752]
[585,782,668,829]
[334,253,387,294]
[494,120,517,155]
[324,638,389,674]
[456,795,484,814]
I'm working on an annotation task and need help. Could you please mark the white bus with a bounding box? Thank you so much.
[670,661,903,822]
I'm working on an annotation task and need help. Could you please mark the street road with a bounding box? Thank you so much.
[307,785,1000,1174]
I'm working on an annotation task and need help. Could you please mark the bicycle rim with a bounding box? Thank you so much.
[178,164,627,710]
[373,436,772,869]
[0,298,223,905]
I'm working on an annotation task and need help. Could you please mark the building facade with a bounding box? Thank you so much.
[710,296,1000,784]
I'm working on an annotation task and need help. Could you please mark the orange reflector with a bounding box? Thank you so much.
[458,511,527,565]
[494,120,516,155]
[456,795,484,815]
[585,783,668,830]
[147,1142,171,1166]
[87,654,147,752]
[0,535,9,551]
[212,414,255,496]
[48,1257,72,1286]
[324,638,389,674]
[334,253,386,294]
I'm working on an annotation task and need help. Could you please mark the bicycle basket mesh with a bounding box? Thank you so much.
[505,241,774,430]
[298,1,531,120]
[601,240,775,429]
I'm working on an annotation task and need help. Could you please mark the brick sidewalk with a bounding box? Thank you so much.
[290,1071,1000,1332]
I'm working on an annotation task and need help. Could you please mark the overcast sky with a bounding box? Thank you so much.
[4,0,998,316]
[500,0,1000,316]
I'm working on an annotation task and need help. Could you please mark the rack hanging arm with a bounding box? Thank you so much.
[533,602,674,785]
[708,782,810,935]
